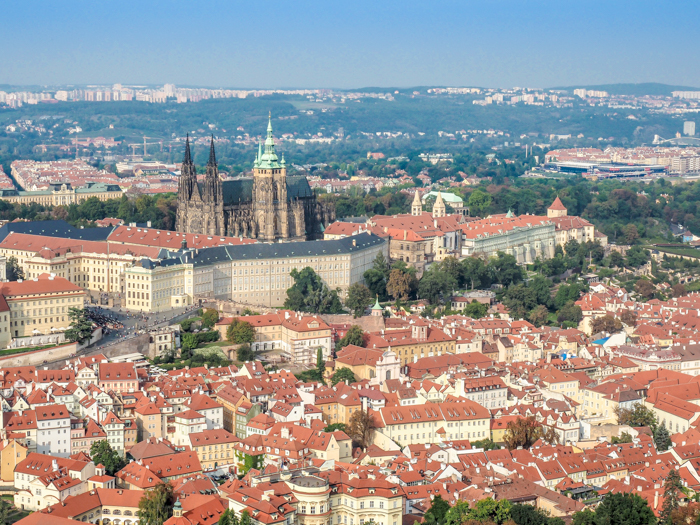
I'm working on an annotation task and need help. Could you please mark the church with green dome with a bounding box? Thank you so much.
[176,116,335,242]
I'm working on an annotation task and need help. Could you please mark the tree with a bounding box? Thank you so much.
[236,344,256,362]
[609,251,625,268]
[564,239,581,257]
[201,308,219,328]
[611,431,633,444]
[438,257,464,288]
[669,502,700,525]
[218,509,240,525]
[626,246,650,268]
[620,310,637,326]
[331,367,356,386]
[571,509,595,525]
[672,283,687,298]
[503,416,558,450]
[138,482,175,525]
[346,409,375,450]
[387,269,413,302]
[316,347,326,382]
[65,307,94,345]
[181,333,198,359]
[615,403,657,430]
[226,319,256,344]
[336,325,365,352]
[654,422,671,452]
[464,300,488,319]
[284,267,343,314]
[472,438,500,451]
[418,269,457,305]
[462,256,488,290]
[623,224,640,244]
[0,498,12,525]
[510,504,563,525]
[591,314,622,334]
[445,499,511,525]
[587,492,655,525]
[90,439,126,475]
[6,256,24,281]
[468,189,493,216]
[346,283,372,318]
[528,305,549,327]
[659,469,682,525]
[502,284,537,320]
[363,254,391,300]
[445,500,473,525]
[557,303,582,325]
[488,252,524,286]
[634,279,655,300]
[425,495,451,525]
[240,510,251,525]
[324,423,347,433]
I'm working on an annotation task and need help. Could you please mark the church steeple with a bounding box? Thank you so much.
[207,135,217,167]
[257,113,282,169]
[411,190,422,216]
[183,134,192,164]
[204,136,221,205]
[179,134,199,201]
[433,191,446,218]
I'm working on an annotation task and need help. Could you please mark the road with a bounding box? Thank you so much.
[44,304,200,368]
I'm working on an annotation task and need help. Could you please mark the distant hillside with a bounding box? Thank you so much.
[549,83,700,97]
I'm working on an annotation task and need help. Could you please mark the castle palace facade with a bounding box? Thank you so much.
[175,118,334,242]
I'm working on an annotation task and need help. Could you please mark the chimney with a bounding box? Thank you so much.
[654,491,659,509]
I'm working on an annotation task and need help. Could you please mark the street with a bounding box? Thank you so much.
[40,304,200,368]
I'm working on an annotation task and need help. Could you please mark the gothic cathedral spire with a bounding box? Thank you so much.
[183,133,192,164]
[178,134,199,200]
[207,134,217,167]
[204,136,221,204]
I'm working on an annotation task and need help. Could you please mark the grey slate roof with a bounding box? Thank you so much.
[0,220,114,243]
[149,233,386,269]
[220,176,313,205]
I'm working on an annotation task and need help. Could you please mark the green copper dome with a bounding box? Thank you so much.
[372,295,382,310]
[255,113,282,170]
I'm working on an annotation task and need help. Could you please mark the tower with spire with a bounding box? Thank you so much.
[175,135,203,233]
[252,114,292,241]
[411,190,422,216]
[432,191,446,218]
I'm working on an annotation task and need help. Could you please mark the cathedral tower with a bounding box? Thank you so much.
[176,135,201,233]
[253,115,291,241]
[201,137,223,235]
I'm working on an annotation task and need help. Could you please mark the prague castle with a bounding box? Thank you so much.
[176,116,334,241]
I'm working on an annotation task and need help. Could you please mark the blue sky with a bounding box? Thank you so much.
[2,0,698,89]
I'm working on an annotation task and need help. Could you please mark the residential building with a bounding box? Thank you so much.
[217,311,333,365]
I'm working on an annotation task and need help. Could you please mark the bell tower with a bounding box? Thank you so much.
[202,137,223,235]
[433,191,446,218]
[253,114,290,241]
[176,135,201,233]
[411,190,422,216]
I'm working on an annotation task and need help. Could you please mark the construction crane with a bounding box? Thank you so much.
[127,136,163,157]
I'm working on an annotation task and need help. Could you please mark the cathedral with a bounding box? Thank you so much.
[175,117,334,241]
